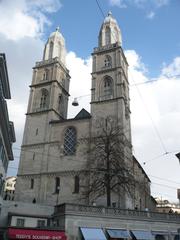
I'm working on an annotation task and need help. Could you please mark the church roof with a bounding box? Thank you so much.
[74,108,91,120]
[49,27,64,40]
[49,109,91,124]
[133,155,151,183]
[104,11,118,24]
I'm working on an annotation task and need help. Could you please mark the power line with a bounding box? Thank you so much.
[143,150,179,165]
[150,175,180,185]
[152,181,178,190]
[130,74,180,87]
[129,70,168,155]
[8,150,180,190]
[151,191,178,200]
[95,0,105,19]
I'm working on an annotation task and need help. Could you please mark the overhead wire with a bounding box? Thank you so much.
[8,147,180,190]
[95,0,105,19]
[9,149,180,186]
[149,175,180,185]
[143,150,180,165]
[129,70,168,155]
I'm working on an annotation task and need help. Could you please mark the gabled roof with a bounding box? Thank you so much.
[74,108,91,120]
[133,155,151,183]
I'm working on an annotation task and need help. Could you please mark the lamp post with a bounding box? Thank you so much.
[56,186,60,205]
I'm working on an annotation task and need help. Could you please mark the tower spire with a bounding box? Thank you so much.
[43,27,67,64]
[98,12,122,47]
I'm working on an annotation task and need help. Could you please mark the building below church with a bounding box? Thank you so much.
[3,176,16,201]
[0,201,180,240]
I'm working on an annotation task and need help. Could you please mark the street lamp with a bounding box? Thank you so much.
[72,98,79,106]
[175,152,180,162]
[72,94,90,107]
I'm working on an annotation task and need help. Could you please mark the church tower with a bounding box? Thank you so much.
[90,12,133,208]
[15,28,70,203]
[91,12,131,144]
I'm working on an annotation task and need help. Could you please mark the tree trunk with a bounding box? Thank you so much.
[106,141,111,207]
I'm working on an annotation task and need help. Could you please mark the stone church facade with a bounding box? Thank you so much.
[15,13,153,210]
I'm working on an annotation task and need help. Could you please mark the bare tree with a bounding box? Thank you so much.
[84,116,136,207]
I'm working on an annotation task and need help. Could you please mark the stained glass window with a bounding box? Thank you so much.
[64,127,76,155]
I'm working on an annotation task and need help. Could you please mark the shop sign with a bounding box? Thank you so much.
[8,228,66,240]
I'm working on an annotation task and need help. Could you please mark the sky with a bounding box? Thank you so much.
[1,0,180,202]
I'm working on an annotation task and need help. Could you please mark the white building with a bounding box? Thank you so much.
[3,176,16,201]
[0,54,16,206]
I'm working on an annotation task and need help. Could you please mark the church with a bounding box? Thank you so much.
[15,12,154,210]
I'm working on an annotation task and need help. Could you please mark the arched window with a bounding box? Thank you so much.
[49,41,53,59]
[55,177,60,194]
[73,176,80,193]
[104,55,112,67]
[105,26,111,45]
[101,76,113,99]
[64,127,77,155]
[174,236,180,240]
[93,56,96,72]
[113,27,119,43]
[40,89,49,109]
[155,235,166,240]
[30,179,34,189]
[43,69,49,81]
[35,128,38,135]
[58,42,61,59]
[58,94,64,117]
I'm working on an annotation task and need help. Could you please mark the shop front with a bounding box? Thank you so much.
[7,228,67,240]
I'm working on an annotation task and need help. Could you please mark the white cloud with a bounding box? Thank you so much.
[146,11,155,19]
[125,51,180,201]
[109,0,127,8]
[2,35,44,149]
[0,0,61,175]
[125,50,147,73]
[0,0,62,40]
[66,52,92,118]
[108,0,170,17]
[154,0,169,8]
[161,57,180,77]
[27,0,62,13]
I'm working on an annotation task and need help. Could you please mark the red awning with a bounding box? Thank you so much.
[8,228,66,240]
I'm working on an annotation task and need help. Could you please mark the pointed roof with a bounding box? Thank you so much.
[104,11,118,24]
[74,108,91,120]
[98,12,122,47]
[49,26,64,40]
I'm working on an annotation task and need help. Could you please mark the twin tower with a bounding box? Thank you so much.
[15,13,147,209]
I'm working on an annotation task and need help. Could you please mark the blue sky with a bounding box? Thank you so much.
[1,0,180,202]
[46,0,180,77]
